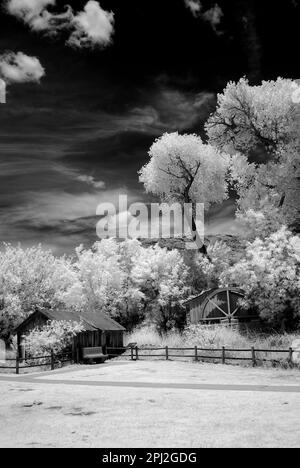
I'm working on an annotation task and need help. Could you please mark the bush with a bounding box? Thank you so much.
[125,324,300,366]
[220,227,300,330]
[125,325,183,348]
[25,320,84,357]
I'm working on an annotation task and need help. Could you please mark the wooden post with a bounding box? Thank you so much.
[165,346,169,360]
[16,352,19,375]
[130,346,134,361]
[20,336,26,363]
[194,346,198,362]
[251,347,256,367]
[135,346,139,361]
[76,346,80,364]
[222,346,226,365]
[72,337,77,363]
[289,347,293,366]
[50,350,55,370]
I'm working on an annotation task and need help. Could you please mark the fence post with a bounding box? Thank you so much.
[194,346,198,362]
[289,347,293,366]
[51,350,55,370]
[222,346,226,365]
[251,347,256,367]
[130,346,134,361]
[165,346,169,360]
[135,346,139,361]
[76,346,80,364]
[16,352,19,375]
[72,339,76,364]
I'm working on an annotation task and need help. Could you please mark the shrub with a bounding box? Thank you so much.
[25,320,84,357]
[220,227,300,330]
[125,325,183,348]
[125,324,300,366]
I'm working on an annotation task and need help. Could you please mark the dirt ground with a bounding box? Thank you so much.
[0,360,300,448]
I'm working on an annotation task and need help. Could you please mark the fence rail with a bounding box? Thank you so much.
[0,350,73,374]
[0,346,297,373]
[107,345,296,367]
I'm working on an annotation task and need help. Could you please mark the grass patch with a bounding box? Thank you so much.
[125,325,300,367]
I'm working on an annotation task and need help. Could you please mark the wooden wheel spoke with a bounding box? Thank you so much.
[207,299,228,316]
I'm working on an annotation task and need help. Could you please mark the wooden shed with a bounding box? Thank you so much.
[184,287,259,325]
[15,307,125,358]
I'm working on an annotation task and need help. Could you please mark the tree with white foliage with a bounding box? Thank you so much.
[71,238,190,332]
[132,244,190,331]
[0,245,77,344]
[206,78,300,236]
[70,240,124,314]
[101,239,146,328]
[196,241,233,288]
[139,132,230,254]
[71,239,147,329]
[220,227,300,329]
[25,320,85,357]
[206,78,299,153]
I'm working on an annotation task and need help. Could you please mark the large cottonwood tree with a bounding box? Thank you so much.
[206,78,300,236]
[139,132,230,254]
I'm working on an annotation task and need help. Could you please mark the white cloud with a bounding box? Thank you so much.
[184,1,223,33]
[5,0,69,33]
[6,0,114,49]
[67,1,114,49]
[0,51,45,84]
[184,0,202,17]
[203,4,223,31]
[6,0,54,20]
[77,174,106,189]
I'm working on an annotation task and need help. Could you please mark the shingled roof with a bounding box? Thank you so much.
[15,307,125,333]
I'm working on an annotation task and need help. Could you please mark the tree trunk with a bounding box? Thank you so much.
[190,213,210,257]
[183,198,211,260]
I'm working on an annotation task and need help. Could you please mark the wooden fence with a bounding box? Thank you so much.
[0,350,73,374]
[0,346,296,373]
[107,345,295,367]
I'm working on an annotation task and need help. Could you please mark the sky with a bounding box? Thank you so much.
[0,0,300,255]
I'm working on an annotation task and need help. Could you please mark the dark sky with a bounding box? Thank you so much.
[0,0,300,254]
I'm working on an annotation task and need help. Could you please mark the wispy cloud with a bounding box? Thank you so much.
[0,188,140,254]
[5,0,115,49]
[0,76,220,253]
[76,174,106,189]
[0,51,45,84]
[129,89,215,133]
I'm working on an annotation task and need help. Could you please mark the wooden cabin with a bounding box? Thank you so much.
[184,287,259,326]
[15,307,125,358]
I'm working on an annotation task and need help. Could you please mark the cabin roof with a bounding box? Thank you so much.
[183,288,218,306]
[15,307,125,334]
[183,287,244,307]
